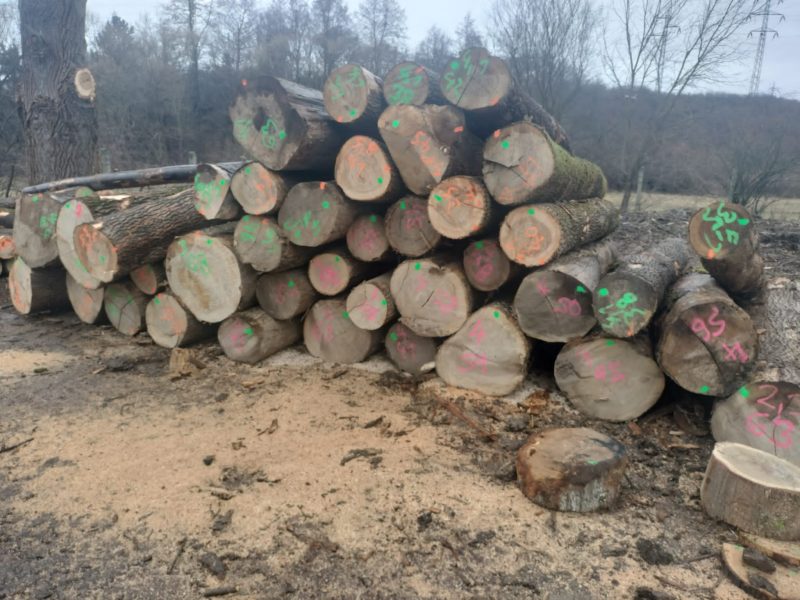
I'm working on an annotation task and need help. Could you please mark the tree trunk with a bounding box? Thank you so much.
[593,238,691,338]
[230,161,300,216]
[656,273,759,397]
[346,213,391,263]
[378,104,482,195]
[428,176,493,240]
[0,229,16,259]
[346,273,396,331]
[384,195,442,257]
[130,263,167,296]
[323,64,386,133]
[385,322,439,376]
[103,281,148,336]
[229,76,344,171]
[255,269,318,320]
[218,307,301,364]
[499,198,619,267]
[514,239,615,342]
[463,238,518,293]
[383,62,445,107]
[308,247,375,297]
[233,215,314,273]
[194,163,241,220]
[436,303,531,396]
[483,122,606,206]
[554,335,666,422]
[303,298,383,364]
[440,47,570,149]
[17,0,97,184]
[145,290,216,349]
[334,136,405,203]
[746,277,800,384]
[8,258,69,314]
[277,181,358,247]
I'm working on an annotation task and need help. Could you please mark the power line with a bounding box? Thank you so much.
[748,0,785,95]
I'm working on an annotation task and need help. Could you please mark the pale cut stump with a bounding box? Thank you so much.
[722,543,800,600]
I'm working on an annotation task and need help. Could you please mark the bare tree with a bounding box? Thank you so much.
[208,0,257,73]
[415,26,453,73]
[357,0,406,76]
[311,0,355,82]
[455,13,483,52]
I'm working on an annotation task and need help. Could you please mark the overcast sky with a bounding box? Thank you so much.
[87,0,800,98]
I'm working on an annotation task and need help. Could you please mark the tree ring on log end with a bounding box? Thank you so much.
[74,224,118,283]
[385,196,441,257]
[383,62,431,106]
[57,199,102,290]
[234,216,284,272]
[428,176,491,240]
[347,214,390,262]
[335,136,396,201]
[499,205,559,267]
[104,282,146,336]
[309,252,353,296]
[688,200,755,261]
[324,64,372,124]
[347,281,390,331]
[592,272,658,338]
[230,162,284,215]
[194,164,234,219]
[440,48,511,110]
[146,293,190,348]
[515,270,596,342]
[464,239,512,292]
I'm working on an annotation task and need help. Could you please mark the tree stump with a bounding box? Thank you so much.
[194,163,241,220]
[323,64,386,132]
[463,238,517,292]
[233,215,313,273]
[721,542,800,600]
[499,199,619,267]
[0,229,15,259]
[304,298,383,364]
[384,196,442,257]
[104,281,148,336]
[483,121,606,206]
[554,336,666,422]
[346,273,396,331]
[66,273,106,324]
[255,269,318,320]
[334,136,405,203]
[277,181,358,247]
[436,303,531,396]
[656,274,758,397]
[516,427,628,512]
[378,104,482,195]
[593,238,691,338]
[428,176,493,240]
[308,248,372,296]
[229,161,299,216]
[218,308,302,364]
[146,291,215,348]
[346,214,391,262]
[385,322,438,375]
[130,263,167,296]
[8,259,69,315]
[701,442,800,541]
[383,62,445,106]
[13,192,63,268]
[514,239,615,342]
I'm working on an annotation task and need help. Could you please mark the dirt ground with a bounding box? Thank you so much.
[1,209,799,600]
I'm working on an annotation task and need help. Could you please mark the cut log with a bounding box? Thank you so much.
[218,308,302,364]
[435,303,531,396]
[516,427,628,512]
[499,198,619,267]
[593,238,691,338]
[8,259,69,314]
[346,273,396,331]
[255,269,318,320]
[13,192,62,267]
[656,273,758,397]
[390,256,474,337]
[165,228,258,323]
[739,532,800,567]
[194,163,240,220]
[308,247,372,296]
[229,161,299,216]
[463,238,517,292]
[103,281,148,336]
[701,442,800,541]
[483,121,606,206]
[428,176,493,239]
[230,76,344,171]
[688,200,764,299]
[710,382,800,467]
[747,278,800,384]
[323,64,385,132]
[384,196,442,257]
[383,62,445,106]
[385,322,439,375]
[146,291,216,348]
[130,263,167,296]
[378,104,482,195]
[334,136,405,203]
[722,542,800,600]
[66,273,106,324]
[554,336,666,422]
[303,298,383,364]
[514,239,616,342]
[346,213,391,262]
[277,181,358,247]
[0,228,15,259]
[233,215,314,273]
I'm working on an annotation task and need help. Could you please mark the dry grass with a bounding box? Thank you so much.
[606,191,800,221]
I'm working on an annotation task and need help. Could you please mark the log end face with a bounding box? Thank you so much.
[74,224,118,284]
[688,200,756,261]
[146,293,189,348]
[347,214,390,262]
[104,283,145,336]
[130,264,159,296]
[440,48,511,110]
[230,162,282,215]
[463,239,512,293]
[308,252,351,296]
[428,176,491,240]
[514,271,596,342]
[499,205,559,267]
[234,216,283,272]
[383,62,430,106]
[324,64,372,124]
[74,67,96,101]
[194,164,235,220]
[8,258,33,315]
[304,299,379,364]
[346,282,389,331]
[385,322,438,375]
[335,136,394,201]
[385,196,441,257]
[66,273,105,324]
[593,273,656,338]
[218,313,262,364]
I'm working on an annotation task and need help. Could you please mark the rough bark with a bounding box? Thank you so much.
[8,258,69,315]
[384,195,442,257]
[334,136,405,203]
[194,163,240,220]
[308,247,374,296]
[130,263,167,296]
[145,291,216,348]
[66,272,106,324]
[103,281,148,336]
[230,161,300,216]
[255,269,318,320]
[463,238,518,293]
[385,322,439,376]
[746,277,800,384]
[346,273,396,331]
[277,181,358,247]
[233,215,314,273]
[383,62,445,106]
[303,298,383,364]
[218,308,301,364]
[323,64,385,133]
[428,176,493,240]
[346,213,391,262]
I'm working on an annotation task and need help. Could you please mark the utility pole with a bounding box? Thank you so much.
[748,0,785,96]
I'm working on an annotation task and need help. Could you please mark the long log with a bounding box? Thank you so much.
[8,259,69,314]
[130,263,167,295]
[165,227,258,323]
[346,213,391,262]
[428,176,493,240]
[145,291,216,348]
[218,308,301,364]
[233,215,314,273]
[104,281,148,336]
[308,247,373,296]
[229,161,300,216]
[483,122,606,206]
[277,181,358,247]
[440,47,570,148]
[385,322,439,375]
[346,273,396,331]
[0,228,15,259]
[255,269,318,320]
[230,76,344,171]
[514,239,615,342]
[378,104,482,195]
[593,238,691,339]
[384,196,442,257]
[383,62,445,106]
[499,198,619,267]
[323,64,385,132]
[304,298,383,364]
[334,136,405,203]
[194,163,241,220]
[656,273,758,397]
[435,303,531,396]
[554,335,666,422]
[463,238,517,293]
[688,200,764,299]
[66,273,106,324]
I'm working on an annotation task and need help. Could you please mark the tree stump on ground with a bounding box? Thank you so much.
[146,291,216,348]
[303,298,383,363]
[218,308,301,364]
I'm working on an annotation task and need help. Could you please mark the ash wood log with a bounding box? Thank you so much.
[104,281,148,336]
[384,196,442,257]
[277,181,358,247]
[428,176,493,240]
[383,62,445,106]
[440,47,570,148]
[323,64,385,132]
[66,273,106,324]
[8,259,69,314]
[230,76,344,171]
[0,228,15,259]
[0,209,13,228]
[554,336,666,422]
[194,163,240,220]
[218,308,301,364]
[385,322,439,375]
[514,239,615,342]
[499,199,619,268]
[739,532,800,567]
[593,238,691,339]
[165,228,258,323]
[230,161,299,216]
[710,382,800,467]
[130,263,167,295]
[308,247,372,296]
[483,122,606,206]
[346,213,391,262]
[255,269,318,320]
[516,427,628,512]
[13,192,63,267]
[656,273,758,397]
[378,104,482,195]
[701,442,800,541]
[346,273,396,331]
[390,256,474,337]
[436,303,531,396]
[233,215,314,273]
[304,298,383,364]
[722,543,799,600]
[146,291,216,349]
[334,136,405,203]
[463,238,517,292]
[688,200,764,299]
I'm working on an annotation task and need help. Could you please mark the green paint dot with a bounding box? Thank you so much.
[32,196,39,203]
[501,140,510,149]
[587,459,599,466]
[377,177,384,184]
[244,167,251,175]
[278,131,286,140]
[219,179,226,186]
[598,288,609,297]
[450,61,459,70]
[493,311,501,319]
[390,332,398,341]
[576,285,587,294]
[434,194,443,202]
[740,387,750,398]
[605,340,615,347]
[322,201,330,209]
[738,218,750,226]
[528,208,535,215]
[342,311,350,319]
[392,120,400,128]
[335,256,341,262]
[699,385,710,394]
[369,215,378,223]
[242,215,250,222]
[475,241,484,249]
[414,263,421,271]
[154,298,161,305]
[400,201,407,210]
[287,280,296,288]
[349,109,357,117]
[100,255,107,264]
[381,299,388,306]
[206,239,212,245]
[244,328,254,336]
[294,230,301,239]
[65,202,71,209]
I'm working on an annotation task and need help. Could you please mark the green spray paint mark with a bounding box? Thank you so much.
[244,328,254,336]
[501,140,510,149]
[414,263,421,270]
[598,288,609,297]
[322,201,330,209]
[699,385,710,394]
[587,459,599,466]
[335,256,341,262]
[242,215,250,222]
[740,387,750,398]
[381,299,388,306]
[206,239,213,245]
[576,285,587,294]
[434,194,443,202]
[244,167,252,175]
[369,215,378,223]
[99,255,107,264]
[392,120,400,128]
[493,311,501,319]
[738,218,750,226]
[349,109,357,117]
[377,177,384,184]
[32,195,39,203]
[154,297,161,305]
[390,332,398,341]
[65,202,71,209]
[278,131,286,140]
[294,230,301,239]
[400,201,407,210]
[528,208,535,215]
[606,340,615,347]
[450,61,459,70]
[342,311,350,319]
[219,179,226,186]
[288,280,296,288]
[475,241,484,249]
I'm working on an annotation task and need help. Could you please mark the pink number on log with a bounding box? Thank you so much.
[553,297,581,317]
[722,342,749,363]
[707,306,726,337]
[433,289,457,314]
[458,350,488,374]
[468,319,486,343]
[536,280,551,296]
